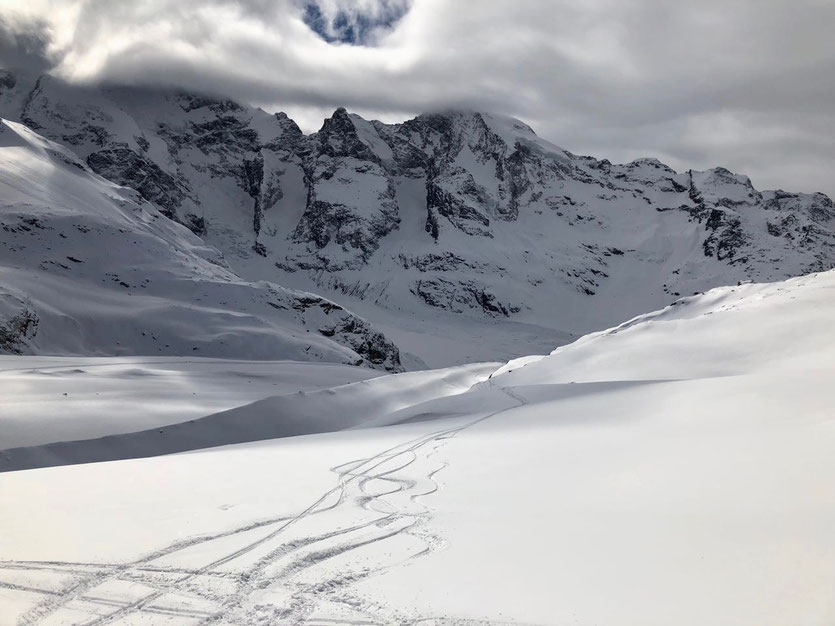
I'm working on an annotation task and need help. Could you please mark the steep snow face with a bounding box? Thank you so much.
[0,119,402,370]
[10,75,835,364]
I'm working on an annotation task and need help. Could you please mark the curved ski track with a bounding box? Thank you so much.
[0,382,526,625]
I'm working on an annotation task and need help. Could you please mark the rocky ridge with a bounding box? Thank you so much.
[3,73,834,364]
[0,116,402,370]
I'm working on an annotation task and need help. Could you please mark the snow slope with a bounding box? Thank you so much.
[1,269,833,624]
[0,119,402,370]
[0,356,381,450]
[0,361,496,471]
[6,74,834,365]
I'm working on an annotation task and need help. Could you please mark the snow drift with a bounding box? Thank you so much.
[0,362,495,471]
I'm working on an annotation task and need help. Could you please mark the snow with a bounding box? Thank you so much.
[374,371,834,625]
[1,269,833,624]
[0,118,403,370]
[691,167,759,207]
[495,271,835,385]
[9,75,833,369]
[0,361,496,471]
[348,113,396,167]
[1,73,833,625]
[0,357,379,449]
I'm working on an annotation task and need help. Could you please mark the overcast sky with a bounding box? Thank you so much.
[3,0,835,196]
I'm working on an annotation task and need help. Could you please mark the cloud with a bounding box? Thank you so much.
[2,0,835,196]
[0,14,56,74]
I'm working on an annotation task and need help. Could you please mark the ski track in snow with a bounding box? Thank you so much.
[0,383,527,625]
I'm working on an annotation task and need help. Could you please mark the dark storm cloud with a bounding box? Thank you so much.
[0,15,56,74]
[3,0,835,195]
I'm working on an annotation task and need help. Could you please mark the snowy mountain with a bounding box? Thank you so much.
[0,118,402,370]
[2,267,833,624]
[3,73,835,365]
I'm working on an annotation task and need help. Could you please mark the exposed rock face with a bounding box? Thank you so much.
[290,108,400,269]
[10,76,835,358]
[86,147,191,222]
[0,71,16,90]
[0,119,403,371]
[412,278,520,317]
[0,292,38,355]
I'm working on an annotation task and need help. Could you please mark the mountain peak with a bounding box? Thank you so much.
[6,76,835,365]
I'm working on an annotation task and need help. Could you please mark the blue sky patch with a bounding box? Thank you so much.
[302,1,410,46]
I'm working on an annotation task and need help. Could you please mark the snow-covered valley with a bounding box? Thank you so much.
[1,269,833,624]
[0,59,833,626]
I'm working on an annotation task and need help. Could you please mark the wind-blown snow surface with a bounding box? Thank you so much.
[0,119,402,370]
[0,360,497,471]
[1,270,833,624]
[0,357,381,450]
